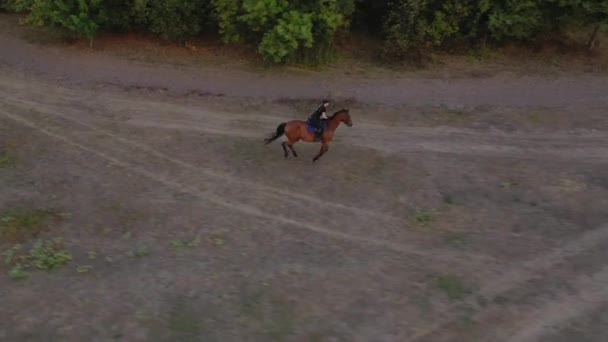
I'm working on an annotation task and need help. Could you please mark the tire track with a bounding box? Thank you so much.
[504,265,608,342]
[2,77,607,165]
[410,224,608,341]
[0,108,465,261]
[2,96,399,223]
[120,114,608,163]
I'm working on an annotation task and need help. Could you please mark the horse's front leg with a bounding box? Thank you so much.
[312,143,329,163]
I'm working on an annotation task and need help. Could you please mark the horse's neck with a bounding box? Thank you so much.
[327,114,343,131]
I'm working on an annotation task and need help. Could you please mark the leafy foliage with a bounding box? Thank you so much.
[29,238,72,270]
[0,0,35,12]
[147,0,214,42]
[212,0,352,63]
[3,239,72,280]
[0,209,57,243]
[28,0,107,46]
[3,0,606,63]
[258,11,313,62]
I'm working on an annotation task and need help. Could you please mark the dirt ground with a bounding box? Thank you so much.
[1,15,608,342]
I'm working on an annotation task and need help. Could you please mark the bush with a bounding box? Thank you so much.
[27,0,107,47]
[101,0,146,32]
[2,0,606,63]
[485,0,546,41]
[147,0,214,42]
[1,0,35,12]
[258,10,313,62]
[212,0,353,63]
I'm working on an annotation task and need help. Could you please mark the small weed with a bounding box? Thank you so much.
[29,239,72,270]
[130,244,150,258]
[0,209,59,242]
[121,231,133,240]
[8,265,29,280]
[187,237,201,248]
[0,151,16,168]
[500,181,519,189]
[445,233,467,248]
[88,251,97,260]
[443,195,454,205]
[170,239,185,249]
[76,265,93,273]
[415,209,435,226]
[170,237,201,254]
[446,108,473,122]
[207,235,225,247]
[105,255,114,263]
[436,274,470,301]
[3,244,23,265]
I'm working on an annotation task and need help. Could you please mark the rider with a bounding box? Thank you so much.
[307,99,330,139]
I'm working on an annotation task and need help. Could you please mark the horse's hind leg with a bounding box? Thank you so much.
[287,142,298,158]
[281,141,290,159]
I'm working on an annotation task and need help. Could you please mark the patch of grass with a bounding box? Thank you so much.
[170,236,201,254]
[436,274,471,301]
[168,296,202,341]
[0,151,16,168]
[239,288,266,317]
[0,209,59,243]
[415,208,435,226]
[265,311,296,341]
[446,108,473,121]
[29,239,72,270]
[8,265,29,280]
[3,239,72,280]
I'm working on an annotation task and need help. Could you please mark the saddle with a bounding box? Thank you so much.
[307,121,327,141]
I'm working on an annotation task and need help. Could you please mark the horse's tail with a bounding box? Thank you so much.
[263,122,287,145]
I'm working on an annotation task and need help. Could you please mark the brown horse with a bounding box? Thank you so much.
[263,109,353,162]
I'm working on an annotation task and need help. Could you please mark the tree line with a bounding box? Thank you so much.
[1,0,606,64]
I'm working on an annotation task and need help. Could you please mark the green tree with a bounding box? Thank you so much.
[212,0,353,63]
[28,0,107,47]
[147,0,214,42]
[1,0,35,12]
[258,10,313,62]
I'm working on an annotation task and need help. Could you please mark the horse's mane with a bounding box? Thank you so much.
[329,109,348,120]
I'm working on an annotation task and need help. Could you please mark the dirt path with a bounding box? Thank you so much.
[1,22,608,342]
[2,30,608,108]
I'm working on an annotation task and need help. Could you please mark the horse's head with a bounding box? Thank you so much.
[333,109,353,127]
